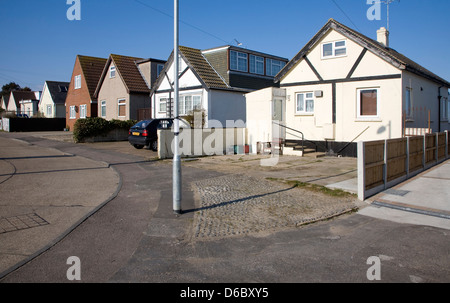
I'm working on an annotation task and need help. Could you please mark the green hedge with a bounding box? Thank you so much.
[73,117,137,143]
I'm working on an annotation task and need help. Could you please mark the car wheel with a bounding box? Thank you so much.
[133,144,144,149]
[151,140,158,151]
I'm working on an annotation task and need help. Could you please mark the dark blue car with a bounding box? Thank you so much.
[128,119,173,151]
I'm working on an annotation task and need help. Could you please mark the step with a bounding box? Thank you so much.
[283,146,303,157]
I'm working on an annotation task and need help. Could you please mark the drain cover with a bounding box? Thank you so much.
[0,213,49,234]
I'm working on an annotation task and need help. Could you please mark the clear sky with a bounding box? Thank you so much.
[0,0,449,91]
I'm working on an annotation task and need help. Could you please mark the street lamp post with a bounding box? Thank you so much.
[173,0,182,214]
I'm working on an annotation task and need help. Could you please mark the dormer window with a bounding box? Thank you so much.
[321,40,347,59]
[230,51,248,72]
[110,65,116,78]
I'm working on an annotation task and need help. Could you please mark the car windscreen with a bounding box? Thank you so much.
[132,120,152,129]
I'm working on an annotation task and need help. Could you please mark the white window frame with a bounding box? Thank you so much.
[159,98,167,113]
[46,105,52,117]
[101,100,106,118]
[250,55,265,75]
[110,65,116,78]
[74,75,81,89]
[230,50,248,72]
[69,105,76,119]
[295,92,314,115]
[118,99,126,117]
[321,40,347,59]
[266,59,285,77]
[179,95,202,116]
[357,87,380,120]
[80,104,87,119]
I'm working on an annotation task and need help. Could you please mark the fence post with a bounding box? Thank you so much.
[357,141,366,201]
[435,133,439,164]
[446,131,449,159]
[422,134,426,169]
[406,136,410,178]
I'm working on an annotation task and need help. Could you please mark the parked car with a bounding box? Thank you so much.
[128,118,173,151]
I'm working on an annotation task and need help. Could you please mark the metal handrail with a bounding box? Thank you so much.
[272,121,305,154]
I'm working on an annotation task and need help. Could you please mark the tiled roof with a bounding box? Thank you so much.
[11,91,38,108]
[78,55,107,98]
[179,46,229,89]
[45,81,70,104]
[276,18,450,87]
[110,54,150,93]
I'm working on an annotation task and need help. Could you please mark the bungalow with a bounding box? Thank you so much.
[246,19,450,157]
[151,45,288,127]
[94,54,166,121]
[65,55,107,130]
[6,91,40,116]
[1,95,9,111]
[38,81,70,118]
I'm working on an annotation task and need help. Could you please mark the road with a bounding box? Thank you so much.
[0,132,449,284]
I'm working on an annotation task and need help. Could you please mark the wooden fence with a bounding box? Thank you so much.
[358,131,449,201]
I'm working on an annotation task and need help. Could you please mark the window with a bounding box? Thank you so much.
[101,100,106,117]
[46,105,52,117]
[266,59,285,76]
[118,99,126,117]
[405,88,413,120]
[159,98,167,113]
[157,64,164,77]
[74,75,81,89]
[250,55,264,75]
[322,40,347,59]
[230,51,248,72]
[357,88,379,118]
[296,92,314,114]
[69,106,76,119]
[179,95,202,115]
[110,65,116,78]
[80,104,87,118]
[441,96,449,121]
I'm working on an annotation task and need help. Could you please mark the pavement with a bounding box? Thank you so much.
[0,131,449,283]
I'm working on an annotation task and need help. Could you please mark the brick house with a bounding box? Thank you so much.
[65,55,107,130]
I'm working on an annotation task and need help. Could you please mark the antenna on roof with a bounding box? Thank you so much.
[234,39,242,47]
[380,0,400,32]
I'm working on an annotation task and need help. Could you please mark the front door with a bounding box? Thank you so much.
[272,98,285,141]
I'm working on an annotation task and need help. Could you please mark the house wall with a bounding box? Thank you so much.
[6,95,17,112]
[39,83,56,118]
[402,70,450,133]
[65,57,94,130]
[280,29,404,143]
[129,94,150,121]
[246,87,277,152]
[97,61,129,120]
[208,89,246,127]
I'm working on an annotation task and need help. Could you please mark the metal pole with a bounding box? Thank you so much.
[173,0,182,214]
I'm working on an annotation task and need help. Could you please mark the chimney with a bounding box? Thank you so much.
[377,27,390,47]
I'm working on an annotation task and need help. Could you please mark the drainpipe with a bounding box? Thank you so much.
[438,86,442,133]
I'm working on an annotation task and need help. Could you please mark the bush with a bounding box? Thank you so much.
[73,117,137,143]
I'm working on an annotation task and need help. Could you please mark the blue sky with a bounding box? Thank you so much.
[0,0,449,91]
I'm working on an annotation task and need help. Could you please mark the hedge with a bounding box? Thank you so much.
[73,117,137,143]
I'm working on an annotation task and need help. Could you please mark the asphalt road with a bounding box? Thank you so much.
[0,132,449,285]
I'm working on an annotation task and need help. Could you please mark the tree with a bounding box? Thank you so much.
[1,82,31,97]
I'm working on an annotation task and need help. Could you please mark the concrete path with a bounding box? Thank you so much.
[0,135,120,277]
[358,159,450,231]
